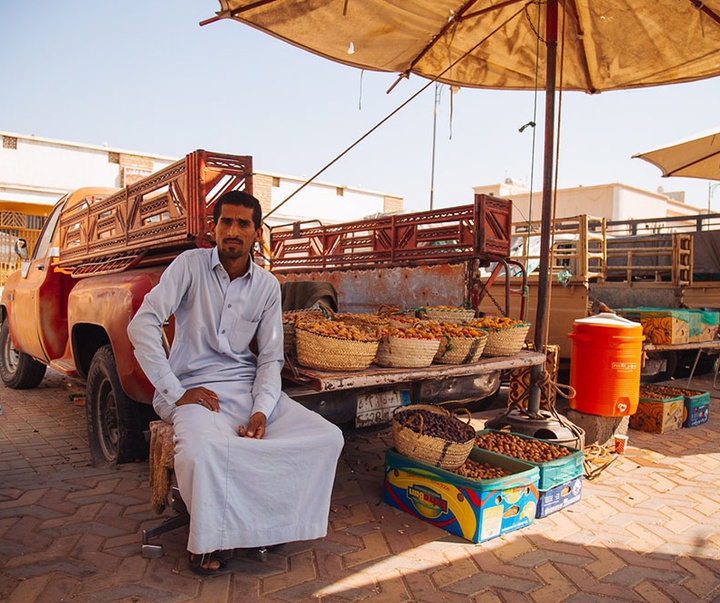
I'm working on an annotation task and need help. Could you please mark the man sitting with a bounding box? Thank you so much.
[128,190,344,575]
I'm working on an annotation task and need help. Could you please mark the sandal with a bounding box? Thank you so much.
[188,551,230,576]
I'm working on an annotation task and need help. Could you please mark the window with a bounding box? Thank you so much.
[2,136,17,149]
[27,215,46,230]
[31,202,63,260]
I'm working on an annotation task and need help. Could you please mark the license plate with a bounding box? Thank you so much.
[355,390,410,428]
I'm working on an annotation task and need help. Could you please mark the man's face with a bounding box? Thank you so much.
[212,203,262,263]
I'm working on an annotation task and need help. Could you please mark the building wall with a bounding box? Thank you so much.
[0,132,176,207]
[0,131,404,286]
[473,181,704,225]
[260,173,402,227]
[0,131,402,225]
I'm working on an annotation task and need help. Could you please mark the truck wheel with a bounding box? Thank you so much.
[86,345,148,467]
[0,320,47,389]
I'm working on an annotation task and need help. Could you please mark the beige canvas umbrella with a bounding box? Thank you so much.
[206,1,720,93]
[202,0,720,415]
[634,127,720,181]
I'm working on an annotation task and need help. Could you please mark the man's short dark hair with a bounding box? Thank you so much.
[213,190,262,230]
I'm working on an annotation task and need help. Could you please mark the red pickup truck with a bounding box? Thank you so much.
[0,150,254,466]
[1,149,541,467]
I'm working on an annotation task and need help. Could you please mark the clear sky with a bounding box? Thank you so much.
[2,0,719,214]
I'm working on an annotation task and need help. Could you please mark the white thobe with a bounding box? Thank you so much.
[128,248,344,553]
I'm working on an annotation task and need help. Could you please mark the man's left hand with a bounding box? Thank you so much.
[238,412,266,439]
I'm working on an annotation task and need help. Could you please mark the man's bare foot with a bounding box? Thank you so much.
[188,551,229,575]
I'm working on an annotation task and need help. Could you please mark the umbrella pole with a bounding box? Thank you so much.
[529,0,558,417]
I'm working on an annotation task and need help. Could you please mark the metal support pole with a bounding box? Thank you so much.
[529,0,558,416]
[430,82,441,210]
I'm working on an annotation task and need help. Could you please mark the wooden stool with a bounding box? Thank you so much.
[141,421,189,558]
[140,420,271,562]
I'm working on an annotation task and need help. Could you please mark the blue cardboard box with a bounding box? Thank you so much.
[683,390,710,428]
[536,476,583,518]
[384,447,539,543]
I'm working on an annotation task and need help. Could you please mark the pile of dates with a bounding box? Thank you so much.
[396,408,474,443]
[474,431,571,463]
[451,458,509,480]
[639,384,699,399]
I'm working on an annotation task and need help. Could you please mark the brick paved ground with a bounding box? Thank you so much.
[1,369,720,602]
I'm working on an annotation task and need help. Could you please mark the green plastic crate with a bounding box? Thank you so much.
[473,429,583,491]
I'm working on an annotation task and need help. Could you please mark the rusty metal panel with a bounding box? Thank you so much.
[275,263,471,313]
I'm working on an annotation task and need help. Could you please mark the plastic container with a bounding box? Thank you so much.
[474,429,583,491]
[567,313,644,417]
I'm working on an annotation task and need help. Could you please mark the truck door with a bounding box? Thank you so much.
[9,201,69,362]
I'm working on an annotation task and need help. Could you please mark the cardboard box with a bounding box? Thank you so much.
[617,308,719,345]
[384,447,539,543]
[683,390,710,428]
[630,397,684,433]
[638,385,710,429]
[536,476,583,518]
[687,319,719,343]
[617,308,689,344]
[474,429,584,491]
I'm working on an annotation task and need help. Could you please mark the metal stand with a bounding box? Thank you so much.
[644,340,720,388]
[141,487,190,559]
[485,408,584,449]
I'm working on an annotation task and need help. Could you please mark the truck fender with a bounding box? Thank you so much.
[68,267,165,403]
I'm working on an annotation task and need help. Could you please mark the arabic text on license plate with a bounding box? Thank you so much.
[355,390,410,428]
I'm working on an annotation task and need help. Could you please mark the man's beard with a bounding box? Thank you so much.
[219,239,246,260]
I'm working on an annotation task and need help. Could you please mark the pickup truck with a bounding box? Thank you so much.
[0,149,543,467]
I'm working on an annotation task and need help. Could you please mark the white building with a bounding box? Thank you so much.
[0,131,404,283]
[474,178,704,226]
[0,131,403,222]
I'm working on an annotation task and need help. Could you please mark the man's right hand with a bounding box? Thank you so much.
[176,387,219,412]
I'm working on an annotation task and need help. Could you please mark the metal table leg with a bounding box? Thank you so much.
[686,349,703,388]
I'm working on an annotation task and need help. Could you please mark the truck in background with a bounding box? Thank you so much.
[486,213,720,379]
[268,195,543,426]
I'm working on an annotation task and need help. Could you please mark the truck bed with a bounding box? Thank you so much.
[282,350,545,395]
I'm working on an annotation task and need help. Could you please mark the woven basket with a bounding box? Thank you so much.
[282,322,295,356]
[433,332,488,364]
[418,307,476,323]
[377,335,441,368]
[282,309,325,356]
[336,313,389,332]
[392,404,475,469]
[482,323,531,357]
[389,315,433,329]
[295,327,379,371]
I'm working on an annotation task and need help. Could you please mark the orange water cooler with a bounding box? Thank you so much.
[568,313,645,416]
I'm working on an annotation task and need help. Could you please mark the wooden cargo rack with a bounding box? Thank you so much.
[55,150,253,277]
[269,193,513,272]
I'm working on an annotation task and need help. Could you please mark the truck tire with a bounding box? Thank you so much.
[0,320,47,389]
[86,344,148,467]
